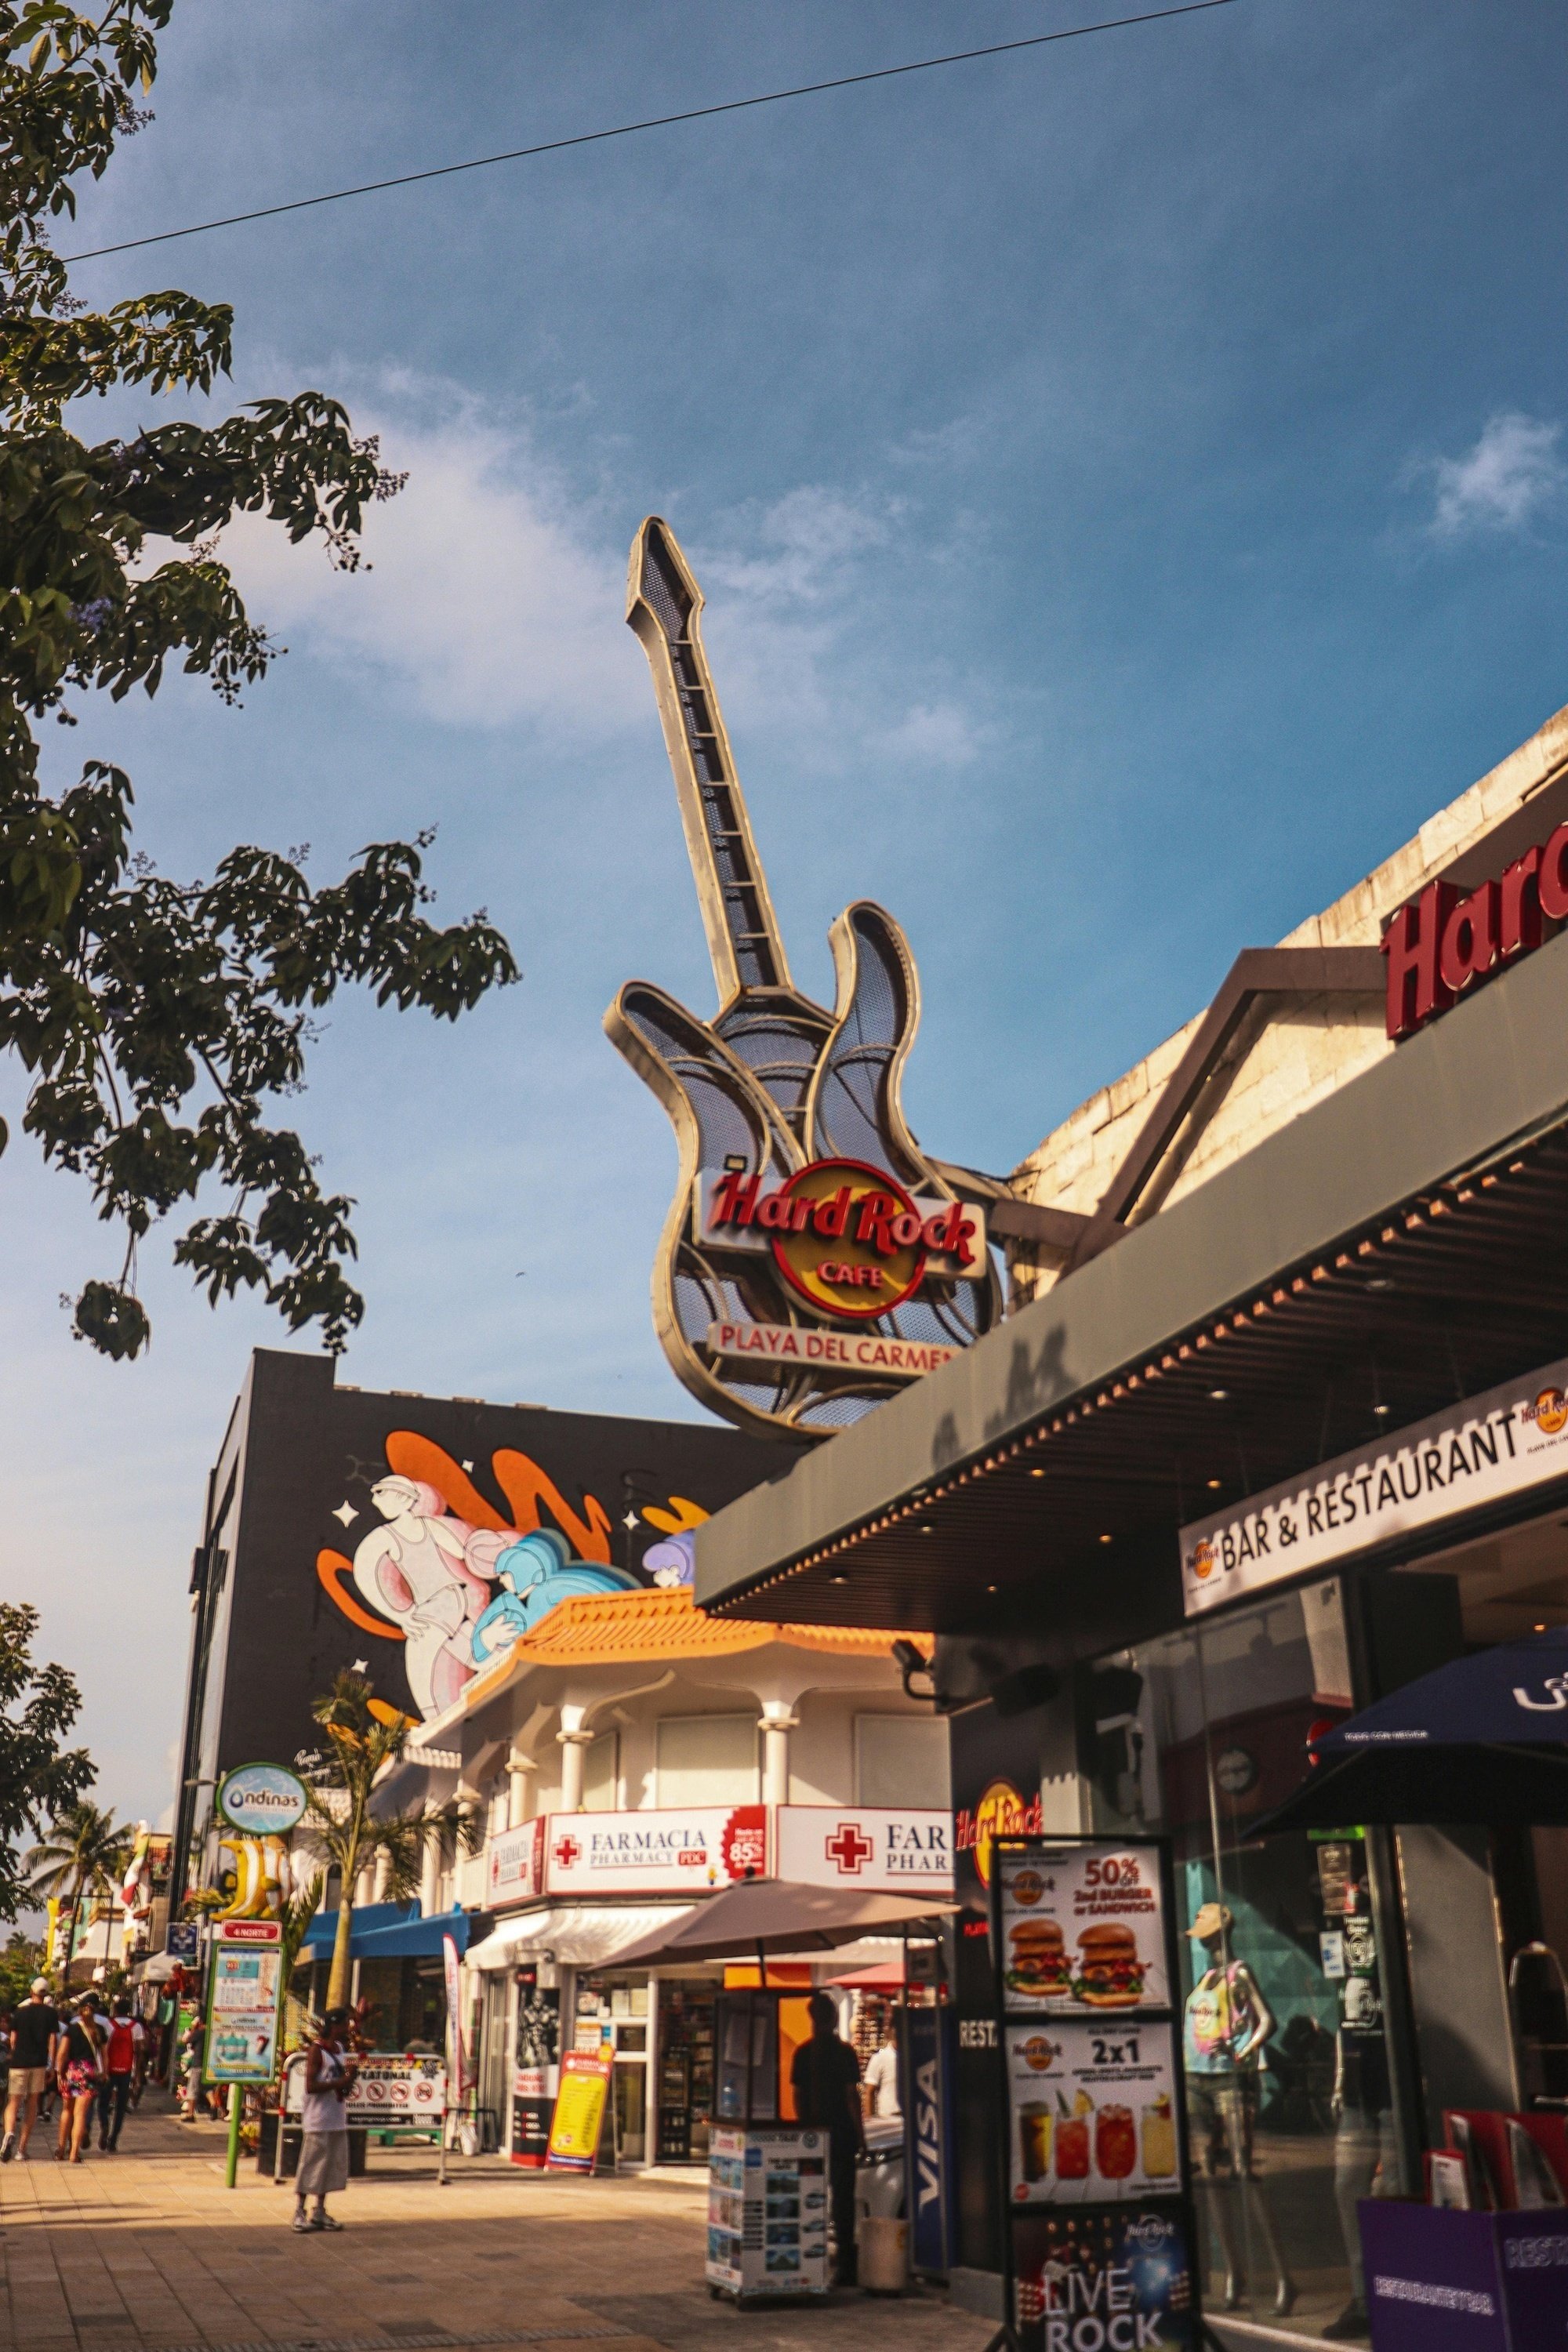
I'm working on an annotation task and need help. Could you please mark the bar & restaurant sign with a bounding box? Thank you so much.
[1181,1352,1568,1616]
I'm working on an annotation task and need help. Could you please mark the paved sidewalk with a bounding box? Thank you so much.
[0,2098,988,2352]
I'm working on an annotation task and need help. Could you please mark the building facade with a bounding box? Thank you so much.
[688,702,1568,2347]
[382,1584,950,2165]
[172,1349,804,1915]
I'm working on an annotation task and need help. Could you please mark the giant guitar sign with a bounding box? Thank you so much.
[605,518,1000,1440]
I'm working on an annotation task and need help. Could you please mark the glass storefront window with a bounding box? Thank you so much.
[1083,1577,1407,2347]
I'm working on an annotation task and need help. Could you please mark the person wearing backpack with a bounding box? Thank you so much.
[96,2001,138,2152]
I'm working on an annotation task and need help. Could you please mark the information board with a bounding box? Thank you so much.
[991,1834,1203,2348]
[546,2049,612,2172]
[1014,2207,1200,2349]
[202,1919,283,2086]
[1004,2016,1182,2207]
[282,2051,446,2118]
[997,1840,1167,2015]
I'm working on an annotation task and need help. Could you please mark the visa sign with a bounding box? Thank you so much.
[904,2005,956,2276]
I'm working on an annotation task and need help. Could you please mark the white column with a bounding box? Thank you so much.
[506,1751,537,1828]
[419,1806,442,1917]
[558,1728,593,1813]
[372,1849,392,1903]
[758,1704,799,1807]
[354,1859,375,1910]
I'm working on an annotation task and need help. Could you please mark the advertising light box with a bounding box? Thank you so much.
[543,1806,769,1896]
[774,1806,953,1893]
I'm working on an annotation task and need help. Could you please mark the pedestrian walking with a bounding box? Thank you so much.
[789,1992,866,2288]
[96,2000,138,2151]
[55,1994,103,2163]
[293,2009,358,2234]
[177,2013,205,2120]
[130,2003,153,2107]
[0,1977,60,2162]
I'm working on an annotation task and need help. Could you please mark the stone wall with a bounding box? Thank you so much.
[1007,701,1568,1305]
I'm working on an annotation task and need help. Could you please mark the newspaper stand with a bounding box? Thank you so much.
[704,1987,831,2306]
[986,1834,1217,2352]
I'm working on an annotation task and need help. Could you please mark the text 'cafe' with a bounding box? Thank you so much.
[687,702,1568,2348]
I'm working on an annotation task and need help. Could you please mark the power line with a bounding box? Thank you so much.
[62,0,1241,265]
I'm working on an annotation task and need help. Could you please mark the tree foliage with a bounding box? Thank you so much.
[0,1600,92,1922]
[300,1671,467,2011]
[1,1,518,1357]
[25,1797,127,1974]
[0,1926,47,2005]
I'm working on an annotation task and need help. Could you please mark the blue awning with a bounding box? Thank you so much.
[354,1907,478,1960]
[301,1904,481,1961]
[302,1902,419,1955]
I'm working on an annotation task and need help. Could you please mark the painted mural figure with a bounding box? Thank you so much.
[352,1476,487,1719]
[469,1530,640,1664]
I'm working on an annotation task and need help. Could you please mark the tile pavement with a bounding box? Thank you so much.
[0,2098,988,2352]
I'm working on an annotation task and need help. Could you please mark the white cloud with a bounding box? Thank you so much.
[212,389,996,775]
[702,485,900,608]
[1422,412,1566,540]
[880,699,988,769]
[219,395,646,737]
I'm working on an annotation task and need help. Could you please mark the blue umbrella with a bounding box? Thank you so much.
[1255,1627,1568,1831]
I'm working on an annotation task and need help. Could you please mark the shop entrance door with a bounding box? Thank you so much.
[613,2049,648,2165]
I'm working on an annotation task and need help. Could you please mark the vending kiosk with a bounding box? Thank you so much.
[705,1987,830,2303]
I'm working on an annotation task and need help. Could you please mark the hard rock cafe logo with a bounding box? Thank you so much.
[956,1777,1043,1886]
[604,516,1001,1442]
[1525,1386,1568,1437]
[704,1158,979,1322]
[1189,1537,1218,1582]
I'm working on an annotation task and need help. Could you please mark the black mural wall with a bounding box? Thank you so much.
[174,1349,800,1892]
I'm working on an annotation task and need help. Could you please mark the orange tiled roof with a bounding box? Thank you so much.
[503,1584,906,1667]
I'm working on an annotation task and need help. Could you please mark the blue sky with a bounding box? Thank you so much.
[2,0,1565,1831]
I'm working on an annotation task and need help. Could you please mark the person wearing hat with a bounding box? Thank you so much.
[0,1978,60,2162]
[293,2009,358,2233]
[1182,1901,1295,2318]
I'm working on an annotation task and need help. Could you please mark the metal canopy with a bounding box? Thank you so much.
[692,926,1568,1635]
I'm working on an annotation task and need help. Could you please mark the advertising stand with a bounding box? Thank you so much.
[988,1835,1213,2352]
[704,1987,830,2303]
[201,1918,285,2190]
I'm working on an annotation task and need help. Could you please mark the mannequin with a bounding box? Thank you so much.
[1324,1884,1396,2342]
[1182,1900,1297,2318]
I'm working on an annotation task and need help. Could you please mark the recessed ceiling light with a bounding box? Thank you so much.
[987,1584,998,1594]
[1373,1403,1390,1417]
[1536,1623,1548,1632]
[1209,1388,1229,1402]
[1099,1534,1113,1545]
[1030,1468,1046,1479]
[1367,1276,1394,1293]
[921,1523,934,1534]
[831,1574,847,1586]
[1207,1479,1222,1491]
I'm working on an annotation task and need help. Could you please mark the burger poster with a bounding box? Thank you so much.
[999,1843,1168,2015]
[1005,2018,1183,2207]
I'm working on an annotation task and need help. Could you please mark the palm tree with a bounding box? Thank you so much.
[27,1802,129,1984]
[300,1674,470,2011]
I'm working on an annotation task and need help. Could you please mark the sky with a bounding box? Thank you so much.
[2,0,1566,1835]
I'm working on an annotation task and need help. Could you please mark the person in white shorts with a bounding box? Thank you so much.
[1,1980,60,2162]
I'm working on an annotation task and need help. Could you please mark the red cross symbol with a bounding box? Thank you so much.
[826,1820,873,1876]
[552,1834,582,1870]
